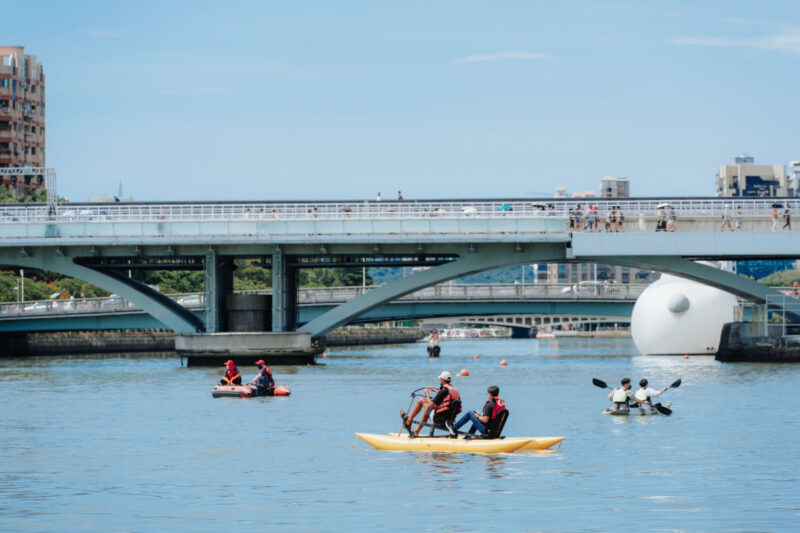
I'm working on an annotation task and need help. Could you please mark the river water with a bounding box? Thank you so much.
[1,338,798,532]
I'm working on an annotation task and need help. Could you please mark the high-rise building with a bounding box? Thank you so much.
[716,155,786,197]
[599,175,629,198]
[788,161,800,197]
[546,262,652,285]
[0,46,46,194]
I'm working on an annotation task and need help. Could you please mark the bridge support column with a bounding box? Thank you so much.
[271,248,297,332]
[204,251,234,333]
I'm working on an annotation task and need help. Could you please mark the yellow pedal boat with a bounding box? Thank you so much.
[516,436,564,451]
[356,433,557,454]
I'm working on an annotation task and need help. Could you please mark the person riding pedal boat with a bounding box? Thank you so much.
[634,378,667,410]
[454,385,505,438]
[248,359,275,396]
[608,378,634,411]
[401,371,461,438]
[220,360,242,385]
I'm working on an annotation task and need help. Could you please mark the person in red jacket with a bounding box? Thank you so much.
[220,360,242,385]
[453,385,505,437]
[248,360,275,395]
[400,371,461,437]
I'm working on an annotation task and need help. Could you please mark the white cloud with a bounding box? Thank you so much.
[81,28,125,39]
[455,51,555,63]
[670,26,800,56]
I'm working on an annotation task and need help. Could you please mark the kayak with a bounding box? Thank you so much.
[603,401,671,416]
[356,433,554,454]
[212,384,291,398]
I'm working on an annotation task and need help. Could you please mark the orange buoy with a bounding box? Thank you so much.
[500,360,508,366]
[684,354,689,359]
[323,353,328,358]
[457,368,470,377]
[474,354,479,359]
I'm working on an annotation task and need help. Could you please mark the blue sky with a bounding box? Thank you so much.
[6,1,800,201]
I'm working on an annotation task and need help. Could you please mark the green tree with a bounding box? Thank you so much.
[759,269,800,287]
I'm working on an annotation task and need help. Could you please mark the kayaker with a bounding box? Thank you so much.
[634,378,667,407]
[453,385,505,437]
[247,360,275,395]
[401,371,461,437]
[220,360,242,385]
[608,378,634,410]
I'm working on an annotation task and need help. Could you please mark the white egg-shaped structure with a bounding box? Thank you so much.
[631,274,737,355]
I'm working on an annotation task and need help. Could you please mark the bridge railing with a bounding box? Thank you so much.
[0,198,796,224]
[0,283,647,318]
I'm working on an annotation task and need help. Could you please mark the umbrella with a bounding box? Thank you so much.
[657,203,671,209]
[771,203,784,208]
[460,206,477,215]
[498,205,512,211]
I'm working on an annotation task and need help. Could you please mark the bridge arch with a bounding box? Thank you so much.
[299,248,789,339]
[299,243,567,338]
[2,249,204,333]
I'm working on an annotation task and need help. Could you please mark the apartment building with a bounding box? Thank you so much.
[599,175,629,198]
[716,155,786,197]
[0,46,46,195]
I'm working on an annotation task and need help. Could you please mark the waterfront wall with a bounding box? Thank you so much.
[1,331,175,357]
[716,322,800,362]
[323,328,423,347]
[0,327,425,357]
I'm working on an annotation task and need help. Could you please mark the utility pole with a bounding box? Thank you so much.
[20,268,24,302]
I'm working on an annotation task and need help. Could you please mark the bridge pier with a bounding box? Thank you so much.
[180,248,314,365]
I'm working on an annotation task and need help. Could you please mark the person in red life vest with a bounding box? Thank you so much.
[247,360,275,395]
[220,360,242,385]
[400,371,461,438]
[453,385,505,437]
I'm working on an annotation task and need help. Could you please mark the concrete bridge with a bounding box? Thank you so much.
[0,195,796,361]
[0,283,640,332]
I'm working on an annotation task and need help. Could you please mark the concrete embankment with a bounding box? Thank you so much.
[0,327,424,358]
[1,331,175,357]
[716,322,800,362]
[323,328,423,347]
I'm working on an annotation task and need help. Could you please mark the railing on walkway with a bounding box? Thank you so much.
[0,197,796,224]
[735,292,800,337]
[0,283,646,319]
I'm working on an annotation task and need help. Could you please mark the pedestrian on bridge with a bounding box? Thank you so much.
[720,204,733,232]
[784,204,792,231]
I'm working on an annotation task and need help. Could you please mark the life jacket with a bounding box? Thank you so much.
[612,388,629,403]
[434,383,461,414]
[223,367,241,383]
[485,397,506,420]
[635,388,650,403]
[258,367,274,387]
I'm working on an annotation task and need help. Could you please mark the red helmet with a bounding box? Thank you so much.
[255,360,266,366]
